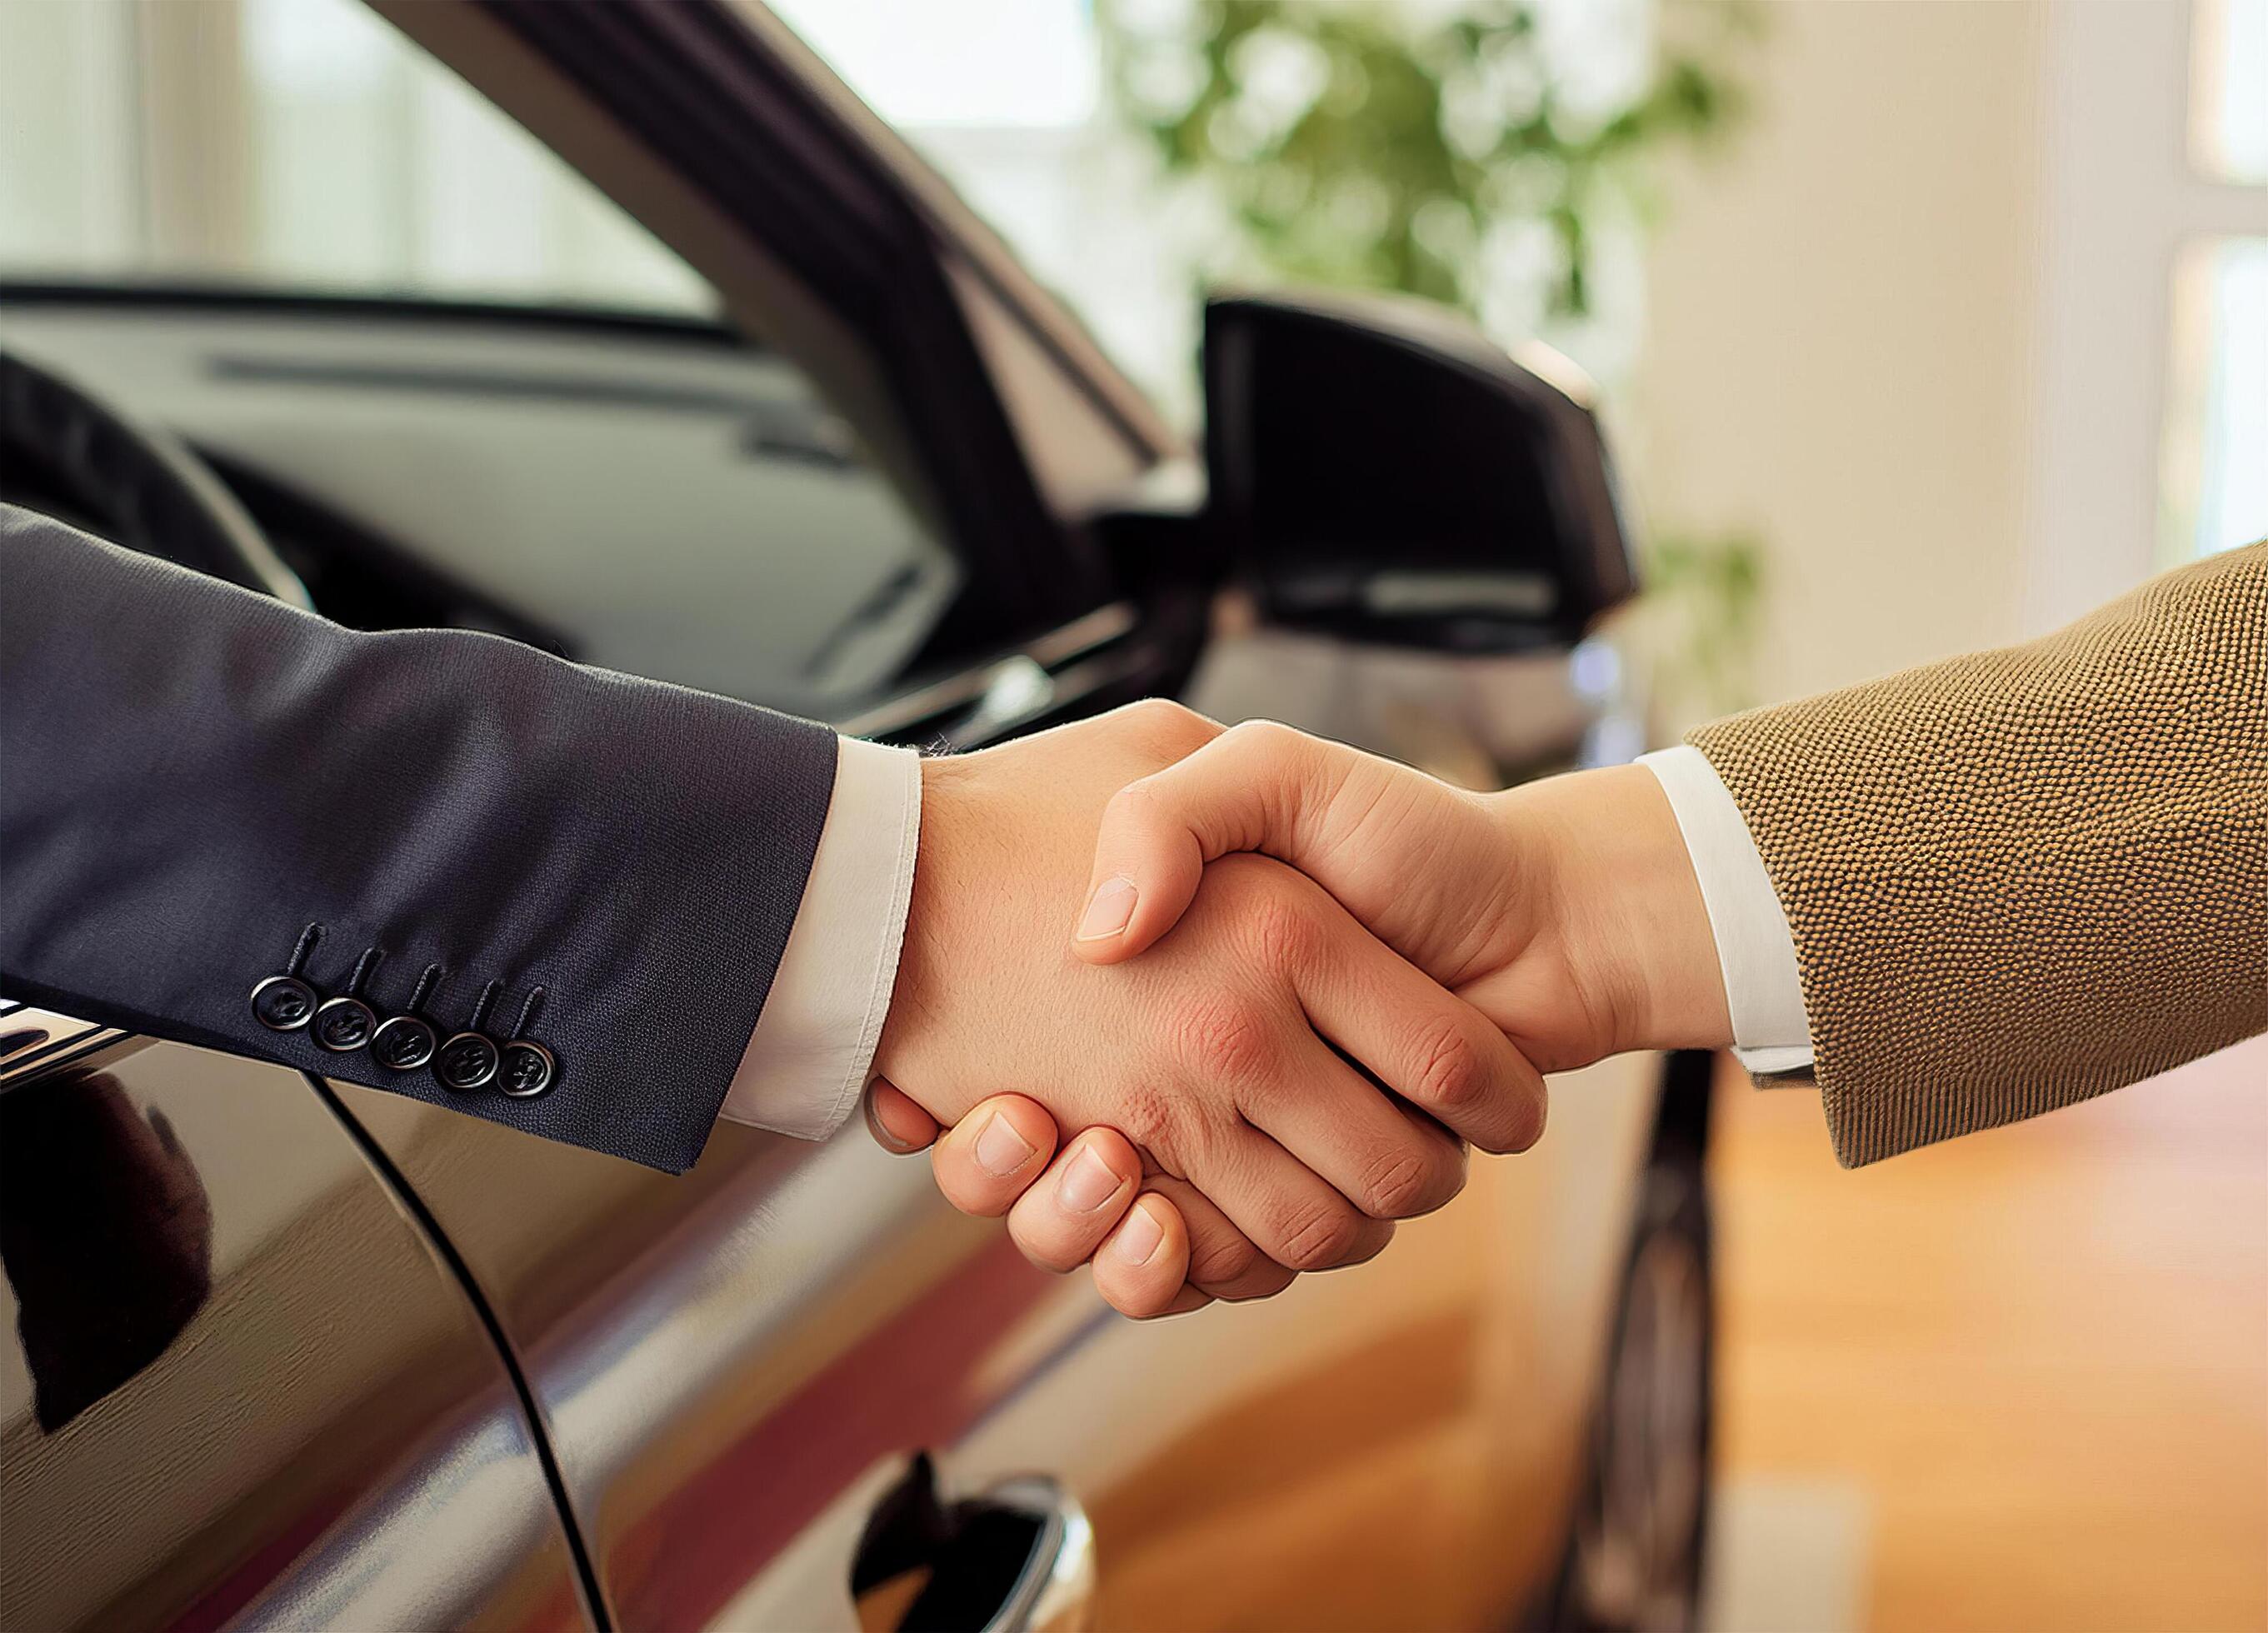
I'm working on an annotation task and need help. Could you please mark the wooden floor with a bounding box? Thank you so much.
[1709,1036,2268,1632]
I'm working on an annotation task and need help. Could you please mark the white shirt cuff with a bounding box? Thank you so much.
[718,737,921,1139]
[1637,745,1814,1075]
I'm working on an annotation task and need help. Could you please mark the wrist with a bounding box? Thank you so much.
[872,752,1042,1125]
[872,755,965,1104]
[1511,764,1734,1056]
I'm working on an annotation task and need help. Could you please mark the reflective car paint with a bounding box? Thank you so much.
[0,1028,590,1633]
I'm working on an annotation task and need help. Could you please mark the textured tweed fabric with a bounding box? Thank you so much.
[1688,542,2267,1167]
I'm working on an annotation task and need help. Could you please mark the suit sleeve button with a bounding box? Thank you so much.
[498,1041,556,1098]
[372,1015,437,1071]
[436,1031,500,1091]
[313,996,377,1051]
[251,975,318,1031]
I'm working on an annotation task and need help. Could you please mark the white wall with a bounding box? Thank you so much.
[1632,0,2051,707]
[1635,0,2266,713]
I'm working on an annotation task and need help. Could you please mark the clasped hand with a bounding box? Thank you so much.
[863,701,1725,1318]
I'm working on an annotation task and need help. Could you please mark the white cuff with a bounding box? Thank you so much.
[1637,746,1813,1075]
[719,737,921,1139]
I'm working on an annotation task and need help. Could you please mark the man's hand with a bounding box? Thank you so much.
[869,703,1548,1316]
[867,1084,1206,1315]
[1071,722,1732,1067]
[875,719,1731,1317]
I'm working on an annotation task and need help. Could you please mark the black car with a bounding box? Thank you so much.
[0,3,1711,1629]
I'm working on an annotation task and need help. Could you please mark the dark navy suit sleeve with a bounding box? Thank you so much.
[0,504,839,1173]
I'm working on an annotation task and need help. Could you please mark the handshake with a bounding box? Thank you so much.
[862,701,1732,1320]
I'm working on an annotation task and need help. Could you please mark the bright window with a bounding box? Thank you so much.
[2191,0,2268,183]
[2165,238,2268,560]
[2157,1,2268,564]
[0,0,708,312]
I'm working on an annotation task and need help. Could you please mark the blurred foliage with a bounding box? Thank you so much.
[1628,528,1766,716]
[1096,0,1771,714]
[1097,0,1759,322]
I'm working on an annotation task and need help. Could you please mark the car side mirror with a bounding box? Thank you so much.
[1201,290,1636,652]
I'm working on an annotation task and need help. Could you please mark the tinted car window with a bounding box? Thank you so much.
[0,0,959,720]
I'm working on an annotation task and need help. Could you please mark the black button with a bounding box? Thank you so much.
[371,1015,437,1071]
[312,995,377,1052]
[497,1040,556,1098]
[251,975,317,1031]
[435,1031,499,1092]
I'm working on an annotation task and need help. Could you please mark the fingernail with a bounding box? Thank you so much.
[1115,1200,1165,1266]
[864,1098,920,1155]
[1075,877,1138,942]
[973,1111,1036,1176]
[1056,1144,1125,1212]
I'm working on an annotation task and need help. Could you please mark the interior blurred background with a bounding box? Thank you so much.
[2,1,2261,1627]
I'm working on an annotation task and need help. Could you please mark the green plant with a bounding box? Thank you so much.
[1099,0,1756,322]
[1097,0,1769,712]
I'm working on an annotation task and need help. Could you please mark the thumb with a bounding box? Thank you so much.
[1070,721,1345,965]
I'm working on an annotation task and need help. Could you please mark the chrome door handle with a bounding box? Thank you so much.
[976,1476,1096,1633]
[852,1461,1097,1633]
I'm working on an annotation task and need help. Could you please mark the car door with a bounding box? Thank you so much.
[0,1006,594,1632]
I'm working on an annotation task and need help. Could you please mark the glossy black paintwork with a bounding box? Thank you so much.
[0,1035,590,1632]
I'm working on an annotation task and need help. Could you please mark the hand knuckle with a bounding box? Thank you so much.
[1274,1200,1364,1271]
[1223,717,1296,758]
[1112,1082,1176,1151]
[1240,892,1321,971]
[1169,991,1279,1085]
[1103,778,1162,824]
[1188,1225,1261,1288]
[1120,697,1217,757]
[1409,1013,1485,1113]
[1360,1144,1461,1219]
[1121,697,1191,732]
[1104,777,1193,847]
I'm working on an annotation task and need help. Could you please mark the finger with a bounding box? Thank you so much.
[1242,1031,1468,1220]
[1295,904,1548,1156]
[1183,1117,1396,1276]
[864,1078,942,1154]
[1006,1127,1144,1272]
[1072,721,1350,964]
[928,1096,1062,1217]
[1092,1192,1195,1319]
[1141,1173,1294,1303]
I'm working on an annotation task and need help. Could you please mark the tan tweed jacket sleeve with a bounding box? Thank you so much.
[1686,542,2267,1167]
